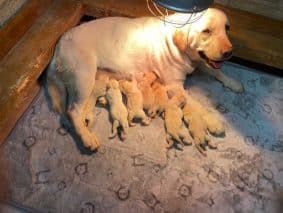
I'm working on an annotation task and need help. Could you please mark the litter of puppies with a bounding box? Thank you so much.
[94,71,216,155]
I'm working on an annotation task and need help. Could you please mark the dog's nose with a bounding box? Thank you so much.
[222,50,233,59]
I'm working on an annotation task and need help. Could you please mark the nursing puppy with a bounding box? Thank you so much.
[47,8,243,150]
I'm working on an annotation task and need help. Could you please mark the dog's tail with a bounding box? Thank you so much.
[46,48,67,114]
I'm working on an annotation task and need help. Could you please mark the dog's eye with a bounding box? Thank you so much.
[202,29,211,34]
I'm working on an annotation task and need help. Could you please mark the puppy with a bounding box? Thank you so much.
[137,71,157,117]
[47,8,243,150]
[183,99,222,153]
[164,93,192,149]
[119,79,150,126]
[106,79,129,140]
[149,80,169,117]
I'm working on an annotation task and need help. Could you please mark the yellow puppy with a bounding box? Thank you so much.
[164,93,192,149]
[183,99,223,154]
[119,79,150,126]
[106,79,129,140]
[149,81,169,117]
[137,72,157,118]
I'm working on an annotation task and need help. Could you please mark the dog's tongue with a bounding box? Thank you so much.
[209,60,224,69]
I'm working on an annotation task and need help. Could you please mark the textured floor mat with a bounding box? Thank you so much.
[1,62,283,212]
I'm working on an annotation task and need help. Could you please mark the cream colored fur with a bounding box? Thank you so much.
[137,71,157,117]
[119,80,150,126]
[46,8,243,150]
[164,93,192,149]
[106,79,129,140]
[149,81,169,117]
[84,74,109,129]
[183,96,223,153]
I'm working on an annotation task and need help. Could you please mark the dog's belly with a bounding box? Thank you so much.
[100,52,195,85]
[57,16,196,85]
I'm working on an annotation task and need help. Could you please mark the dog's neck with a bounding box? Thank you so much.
[153,22,199,84]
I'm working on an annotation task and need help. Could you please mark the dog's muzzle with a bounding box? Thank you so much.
[198,51,232,69]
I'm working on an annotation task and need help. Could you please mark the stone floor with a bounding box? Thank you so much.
[0,62,283,213]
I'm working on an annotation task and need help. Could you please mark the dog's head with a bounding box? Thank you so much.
[173,8,232,69]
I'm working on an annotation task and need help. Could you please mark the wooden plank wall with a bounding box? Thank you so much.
[216,0,283,21]
[0,0,54,59]
[0,0,84,144]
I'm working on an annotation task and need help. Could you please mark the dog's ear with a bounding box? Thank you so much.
[173,30,188,52]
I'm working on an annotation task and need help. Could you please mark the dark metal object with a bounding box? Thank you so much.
[153,0,214,13]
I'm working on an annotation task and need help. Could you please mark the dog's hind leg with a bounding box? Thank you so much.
[65,53,100,150]
[47,80,66,114]
[46,58,66,114]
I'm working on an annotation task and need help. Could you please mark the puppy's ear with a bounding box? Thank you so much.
[173,30,187,52]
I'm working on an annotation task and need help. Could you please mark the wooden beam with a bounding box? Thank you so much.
[0,0,84,145]
[82,0,283,70]
[214,4,283,70]
[0,0,54,60]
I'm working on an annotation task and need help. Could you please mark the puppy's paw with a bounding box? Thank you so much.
[202,112,225,136]
[186,113,219,155]
[129,122,136,127]
[187,116,208,145]
[97,96,107,105]
[147,108,157,118]
[166,134,184,150]
[141,117,151,126]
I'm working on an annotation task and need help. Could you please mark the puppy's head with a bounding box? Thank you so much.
[143,72,157,85]
[173,8,232,69]
[119,80,133,92]
[107,79,119,89]
[172,94,186,108]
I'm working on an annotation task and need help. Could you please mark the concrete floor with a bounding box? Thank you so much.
[0,62,283,212]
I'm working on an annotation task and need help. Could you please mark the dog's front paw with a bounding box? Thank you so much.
[224,79,244,93]
[83,133,100,151]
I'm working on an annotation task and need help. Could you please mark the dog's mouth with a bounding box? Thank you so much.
[198,51,226,69]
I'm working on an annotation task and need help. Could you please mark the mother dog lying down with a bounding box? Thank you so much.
[47,8,243,150]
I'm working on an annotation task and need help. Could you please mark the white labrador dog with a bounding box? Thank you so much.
[47,8,243,150]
